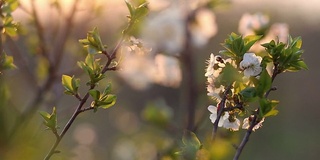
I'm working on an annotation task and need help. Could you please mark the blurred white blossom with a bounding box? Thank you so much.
[118,39,156,90]
[238,12,269,36]
[240,53,262,77]
[153,54,182,87]
[189,8,217,47]
[118,37,182,89]
[239,13,289,52]
[142,6,185,55]
[142,2,217,54]
[265,23,289,43]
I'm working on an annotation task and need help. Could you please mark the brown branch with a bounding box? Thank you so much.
[30,0,49,60]
[44,34,122,160]
[233,64,280,160]
[212,84,232,140]
[233,115,258,160]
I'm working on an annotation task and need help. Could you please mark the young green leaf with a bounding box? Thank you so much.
[102,83,112,95]
[62,75,74,94]
[39,107,58,131]
[61,75,78,95]
[182,130,201,149]
[98,94,116,109]
[89,89,100,100]
[239,87,257,103]
[256,69,272,97]
[259,98,279,118]
[216,63,242,86]
[243,35,262,52]
[0,52,16,72]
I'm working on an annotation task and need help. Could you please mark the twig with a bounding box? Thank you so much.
[44,34,123,160]
[181,9,197,132]
[233,115,258,160]
[233,64,280,160]
[212,84,232,140]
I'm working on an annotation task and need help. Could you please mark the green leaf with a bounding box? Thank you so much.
[219,49,236,58]
[125,0,134,17]
[134,2,148,20]
[80,27,106,54]
[89,90,100,100]
[62,75,76,95]
[1,0,19,14]
[182,130,201,149]
[259,98,279,118]
[243,35,262,52]
[39,107,58,131]
[216,63,242,86]
[99,94,116,109]
[0,53,16,72]
[256,69,272,97]
[239,87,257,103]
[180,130,202,160]
[39,111,51,122]
[102,83,112,95]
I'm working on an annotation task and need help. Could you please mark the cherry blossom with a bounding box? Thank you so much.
[240,53,262,77]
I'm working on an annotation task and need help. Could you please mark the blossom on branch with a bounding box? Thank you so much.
[242,117,265,131]
[223,117,240,131]
[208,105,240,131]
[208,105,228,127]
[240,53,262,77]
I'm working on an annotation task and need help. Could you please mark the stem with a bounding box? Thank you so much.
[44,92,90,160]
[233,116,258,160]
[233,64,280,159]
[212,85,232,140]
[180,8,198,132]
[44,33,121,160]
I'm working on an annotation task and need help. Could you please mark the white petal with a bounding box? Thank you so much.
[207,105,217,113]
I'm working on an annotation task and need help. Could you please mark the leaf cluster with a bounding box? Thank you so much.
[1,0,19,36]
[262,36,308,73]
[220,33,262,63]
[39,107,59,133]
[79,27,107,55]
[89,84,116,112]
[61,75,79,95]
[123,0,148,34]
[77,54,105,86]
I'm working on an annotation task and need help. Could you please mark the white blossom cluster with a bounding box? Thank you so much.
[205,53,264,131]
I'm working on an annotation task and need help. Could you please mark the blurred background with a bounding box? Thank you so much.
[0,0,319,159]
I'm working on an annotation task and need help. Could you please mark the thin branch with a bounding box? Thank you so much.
[52,0,79,68]
[181,10,197,132]
[233,64,280,160]
[44,36,121,160]
[212,84,232,140]
[233,115,258,160]
[30,0,49,60]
